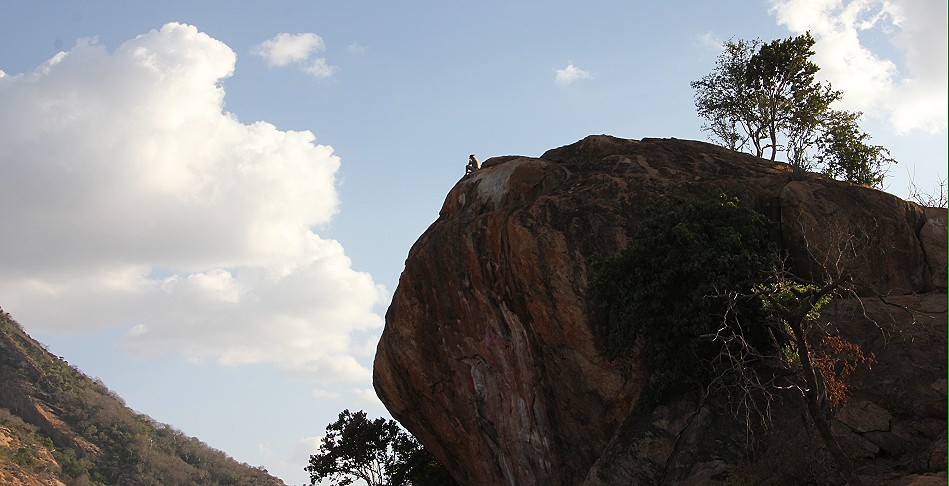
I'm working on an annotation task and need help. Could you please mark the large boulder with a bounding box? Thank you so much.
[373,135,947,485]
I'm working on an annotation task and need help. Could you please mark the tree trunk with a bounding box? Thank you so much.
[789,319,864,486]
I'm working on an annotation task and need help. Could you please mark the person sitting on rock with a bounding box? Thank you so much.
[466,154,481,174]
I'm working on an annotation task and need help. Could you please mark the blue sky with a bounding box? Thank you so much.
[0,1,945,484]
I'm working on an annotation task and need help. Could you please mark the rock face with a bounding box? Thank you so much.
[373,136,947,485]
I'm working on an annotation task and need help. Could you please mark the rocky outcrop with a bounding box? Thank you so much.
[0,381,101,458]
[0,425,67,486]
[582,292,947,485]
[780,180,939,294]
[373,135,947,485]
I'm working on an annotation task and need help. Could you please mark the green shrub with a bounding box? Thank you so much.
[590,193,778,401]
[13,446,39,468]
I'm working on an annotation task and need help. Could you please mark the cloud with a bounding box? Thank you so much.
[253,32,324,66]
[554,63,591,86]
[256,436,323,485]
[253,32,335,78]
[352,387,385,409]
[0,22,385,381]
[346,43,368,55]
[303,58,335,79]
[695,31,726,51]
[296,436,323,458]
[311,389,343,401]
[292,436,323,472]
[769,0,947,134]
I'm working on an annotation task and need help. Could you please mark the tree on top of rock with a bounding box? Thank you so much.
[691,32,895,188]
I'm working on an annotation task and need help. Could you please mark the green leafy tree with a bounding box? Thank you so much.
[692,33,895,187]
[306,409,456,486]
[307,410,399,486]
[816,110,896,189]
[744,32,838,163]
[691,38,763,154]
[388,433,457,486]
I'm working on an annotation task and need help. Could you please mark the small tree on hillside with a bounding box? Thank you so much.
[692,32,895,187]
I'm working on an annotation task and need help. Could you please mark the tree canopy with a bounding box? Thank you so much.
[691,32,895,187]
[306,409,455,486]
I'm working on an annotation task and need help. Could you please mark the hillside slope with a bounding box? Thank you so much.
[374,135,947,485]
[0,308,285,486]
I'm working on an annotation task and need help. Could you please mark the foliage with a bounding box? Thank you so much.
[692,32,895,187]
[306,409,456,486]
[589,193,778,400]
[811,334,874,408]
[753,275,872,486]
[588,195,874,484]
[757,280,831,322]
[307,409,400,486]
[690,38,762,154]
[0,409,62,482]
[389,432,457,486]
[753,276,873,410]
[816,111,895,188]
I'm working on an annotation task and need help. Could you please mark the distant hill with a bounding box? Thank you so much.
[0,308,285,486]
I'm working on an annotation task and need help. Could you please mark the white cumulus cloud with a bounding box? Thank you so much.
[0,22,385,380]
[253,32,335,78]
[554,63,591,86]
[769,0,948,134]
